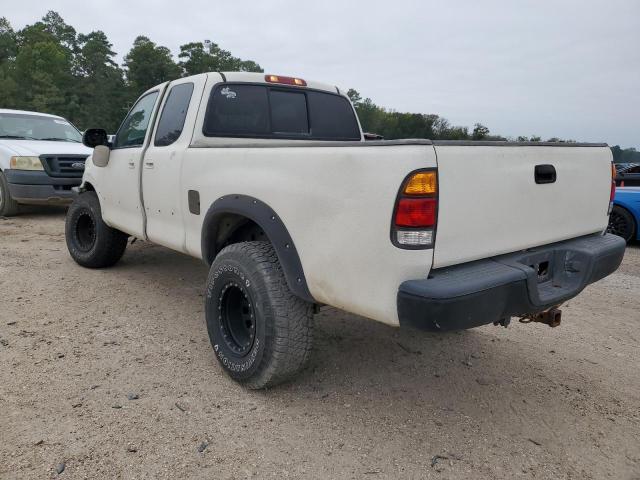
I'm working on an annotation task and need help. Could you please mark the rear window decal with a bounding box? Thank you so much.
[220,87,237,99]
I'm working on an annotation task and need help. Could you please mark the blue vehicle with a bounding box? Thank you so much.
[608,187,640,243]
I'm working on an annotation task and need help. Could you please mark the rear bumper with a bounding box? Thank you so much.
[397,233,626,331]
[5,169,79,205]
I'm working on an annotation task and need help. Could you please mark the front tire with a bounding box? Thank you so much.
[65,191,128,268]
[608,205,636,243]
[205,242,314,389]
[0,171,20,217]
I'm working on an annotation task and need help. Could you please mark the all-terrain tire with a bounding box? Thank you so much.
[65,191,128,268]
[205,241,314,389]
[0,171,20,217]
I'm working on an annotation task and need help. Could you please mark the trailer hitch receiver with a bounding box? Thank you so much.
[518,307,562,327]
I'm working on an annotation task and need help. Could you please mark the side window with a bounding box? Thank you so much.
[154,83,194,146]
[113,91,159,149]
[203,85,269,136]
[307,91,360,140]
[270,90,308,135]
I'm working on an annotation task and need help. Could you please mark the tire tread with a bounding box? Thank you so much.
[208,241,314,389]
[65,191,128,268]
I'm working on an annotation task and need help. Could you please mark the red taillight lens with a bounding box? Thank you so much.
[395,198,437,227]
[610,181,616,202]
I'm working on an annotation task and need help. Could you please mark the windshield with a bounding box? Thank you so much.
[0,113,82,142]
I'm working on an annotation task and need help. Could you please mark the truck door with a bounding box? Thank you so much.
[100,87,165,237]
[142,75,204,251]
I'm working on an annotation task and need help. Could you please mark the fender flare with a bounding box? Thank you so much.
[201,194,314,302]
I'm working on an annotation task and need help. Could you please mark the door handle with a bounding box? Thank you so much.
[128,160,135,169]
[144,160,154,169]
[534,164,556,184]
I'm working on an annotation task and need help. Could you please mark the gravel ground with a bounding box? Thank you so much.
[1,208,639,480]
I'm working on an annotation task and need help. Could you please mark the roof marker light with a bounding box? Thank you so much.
[265,75,307,87]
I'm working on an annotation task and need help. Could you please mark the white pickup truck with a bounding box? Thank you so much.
[65,72,625,389]
[0,109,91,216]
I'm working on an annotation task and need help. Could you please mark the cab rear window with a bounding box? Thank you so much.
[203,84,360,140]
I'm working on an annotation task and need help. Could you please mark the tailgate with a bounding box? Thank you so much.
[433,143,613,268]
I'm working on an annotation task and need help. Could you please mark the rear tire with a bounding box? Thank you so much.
[205,241,314,389]
[608,205,636,243]
[0,171,20,217]
[65,191,128,268]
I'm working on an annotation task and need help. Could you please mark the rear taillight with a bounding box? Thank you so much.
[609,163,616,214]
[392,169,437,248]
[395,198,437,227]
[610,181,616,202]
[610,163,616,202]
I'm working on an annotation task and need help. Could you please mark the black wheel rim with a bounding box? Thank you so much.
[74,211,97,251]
[608,211,631,240]
[218,282,256,356]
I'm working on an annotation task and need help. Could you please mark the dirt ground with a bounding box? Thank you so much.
[1,208,639,480]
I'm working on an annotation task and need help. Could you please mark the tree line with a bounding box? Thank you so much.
[0,11,636,161]
[346,89,639,161]
[0,11,262,132]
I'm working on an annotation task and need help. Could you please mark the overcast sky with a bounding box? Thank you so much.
[6,0,639,148]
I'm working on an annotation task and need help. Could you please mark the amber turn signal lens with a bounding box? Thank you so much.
[264,74,307,87]
[403,171,437,195]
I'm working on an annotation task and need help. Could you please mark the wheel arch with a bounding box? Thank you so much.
[201,194,314,302]
[81,181,96,192]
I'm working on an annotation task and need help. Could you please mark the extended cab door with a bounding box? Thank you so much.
[100,86,165,237]
[142,75,205,251]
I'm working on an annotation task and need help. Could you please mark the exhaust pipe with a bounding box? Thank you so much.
[518,307,562,327]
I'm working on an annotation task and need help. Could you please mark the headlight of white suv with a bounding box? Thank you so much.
[9,156,44,171]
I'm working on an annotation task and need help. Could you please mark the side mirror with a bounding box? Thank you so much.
[92,145,111,167]
[82,128,109,148]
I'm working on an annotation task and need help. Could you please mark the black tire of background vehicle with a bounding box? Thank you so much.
[0,171,20,217]
[65,191,129,268]
[607,205,636,243]
[205,241,314,389]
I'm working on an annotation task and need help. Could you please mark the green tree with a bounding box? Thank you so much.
[620,147,640,163]
[472,123,490,140]
[123,36,181,97]
[0,17,17,62]
[611,145,623,162]
[0,17,18,106]
[40,10,77,52]
[346,88,362,107]
[10,14,76,117]
[178,41,262,75]
[74,31,126,131]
